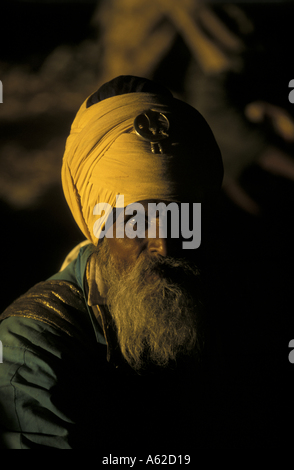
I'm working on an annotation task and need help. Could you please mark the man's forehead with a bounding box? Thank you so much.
[122,199,180,218]
[127,198,176,208]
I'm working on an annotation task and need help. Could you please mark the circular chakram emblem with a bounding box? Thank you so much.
[134,110,170,154]
[134,110,169,142]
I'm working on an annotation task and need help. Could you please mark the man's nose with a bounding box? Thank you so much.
[146,237,168,257]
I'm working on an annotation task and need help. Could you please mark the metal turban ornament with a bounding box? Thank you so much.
[134,110,170,154]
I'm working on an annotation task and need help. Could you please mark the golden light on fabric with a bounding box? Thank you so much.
[62,92,223,244]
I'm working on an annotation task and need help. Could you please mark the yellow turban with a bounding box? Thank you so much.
[62,90,223,245]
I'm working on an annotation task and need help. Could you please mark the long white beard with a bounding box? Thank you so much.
[97,239,204,371]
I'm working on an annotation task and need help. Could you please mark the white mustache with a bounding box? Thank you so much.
[133,254,201,293]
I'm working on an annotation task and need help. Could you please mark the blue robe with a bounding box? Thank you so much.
[0,244,222,449]
[0,245,256,449]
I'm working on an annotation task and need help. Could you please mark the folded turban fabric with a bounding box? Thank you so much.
[62,76,223,245]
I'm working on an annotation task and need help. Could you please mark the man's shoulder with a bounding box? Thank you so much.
[0,279,95,346]
[0,279,101,449]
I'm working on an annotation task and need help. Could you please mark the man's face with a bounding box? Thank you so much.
[106,200,199,271]
[98,199,203,371]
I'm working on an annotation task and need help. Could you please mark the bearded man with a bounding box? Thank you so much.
[0,76,225,450]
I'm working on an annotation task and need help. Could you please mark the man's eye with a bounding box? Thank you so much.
[126,217,137,227]
[127,217,137,227]
[125,215,149,233]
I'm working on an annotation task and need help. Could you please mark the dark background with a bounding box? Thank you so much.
[0,0,293,446]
